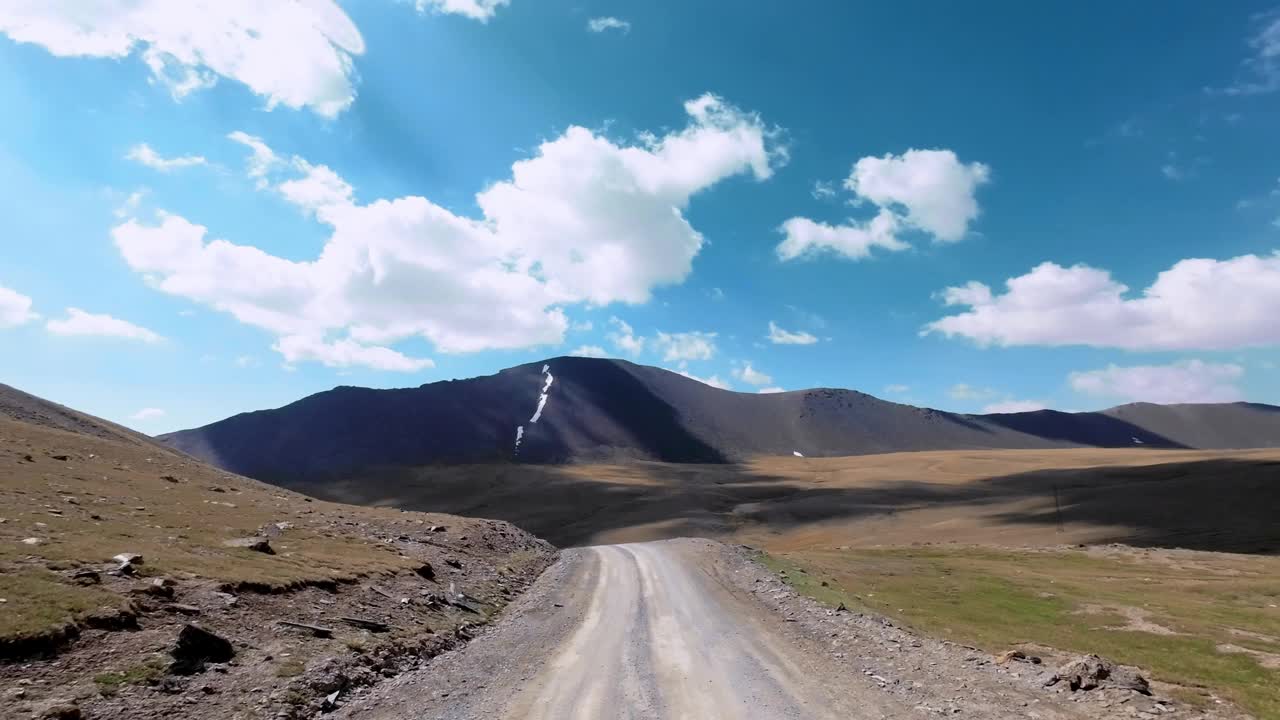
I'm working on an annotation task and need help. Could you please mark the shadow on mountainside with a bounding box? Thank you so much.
[300,455,1280,554]
[981,410,1189,448]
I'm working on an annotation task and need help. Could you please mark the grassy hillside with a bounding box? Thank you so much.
[0,415,554,719]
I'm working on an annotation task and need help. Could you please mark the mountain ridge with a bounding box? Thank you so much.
[151,356,1280,485]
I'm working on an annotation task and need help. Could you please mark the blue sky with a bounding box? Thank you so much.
[2,0,1280,434]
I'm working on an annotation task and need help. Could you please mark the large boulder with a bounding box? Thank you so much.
[169,624,234,675]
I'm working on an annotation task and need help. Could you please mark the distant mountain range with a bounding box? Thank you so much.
[153,357,1280,484]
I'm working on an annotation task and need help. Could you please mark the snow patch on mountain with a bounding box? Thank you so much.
[530,365,554,423]
[515,364,555,454]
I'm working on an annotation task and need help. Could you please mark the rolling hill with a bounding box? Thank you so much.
[157,356,1280,484]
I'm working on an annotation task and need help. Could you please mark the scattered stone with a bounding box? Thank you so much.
[338,617,392,633]
[50,454,70,462]
[415,563,435,580]
[71,569,101,585]
[428,525,447,533]
[321,691,341,711]
[1045,654,1150,695]
[170,623,235,675]
[22,454,33,462]
[996,649,1026,664]
[161,475,181,483]
[259,521,293,538]
[445,559,462,569]
[166,604,202,616]
[278,620,335,638]
[136,577,176,598]
[21,537,42,545]
[112,553,143,565]
[222,536,274,554]
[37,700,81,719]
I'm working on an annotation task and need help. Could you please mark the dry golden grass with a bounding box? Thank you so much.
[316,447,1280,552]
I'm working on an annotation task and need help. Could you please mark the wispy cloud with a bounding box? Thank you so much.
[126,143,207,172]
[587,16,631,34]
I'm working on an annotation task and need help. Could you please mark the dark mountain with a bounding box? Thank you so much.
[157,357,1280,484]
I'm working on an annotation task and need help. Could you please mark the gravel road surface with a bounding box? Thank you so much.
[341,539,1214,720]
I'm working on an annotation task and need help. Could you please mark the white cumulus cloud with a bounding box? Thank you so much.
[757,386,786,394]
[733,362,773,386]
[130,407,166,420]
[46,308,161,342]
[587,17,630,33]
[126,143,207,171]
[0,0,366,116]
[607,317,645,357]
[779,149,989,261]
[1069,360,1245,405]
[925,252,1280,351]
[652,331,717,362]
[777,209,907,261]
[413,0,510,22]
[0,285,38,328]
[273,335,432,373]
[114,95,780,370]
[767,321,817,345]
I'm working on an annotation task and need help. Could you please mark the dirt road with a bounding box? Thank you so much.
[341,539,1203,720]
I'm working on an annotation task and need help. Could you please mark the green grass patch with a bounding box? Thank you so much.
[0,569,120,640]
[759,547,1280,719]
[93,658,167,691]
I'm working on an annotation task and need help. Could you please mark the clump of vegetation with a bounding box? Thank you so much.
[274,658,307,678]
[93,657,167,692]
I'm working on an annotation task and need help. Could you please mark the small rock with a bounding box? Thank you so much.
[321,691,340,711]
[996,649,1026,665]
[21,537,42,546]
[72,569,101,585]
[50,455,70,462]
[166,604,202,616]
[222,537,274,554]
[136,577,176,598]
[113,553,144,565]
